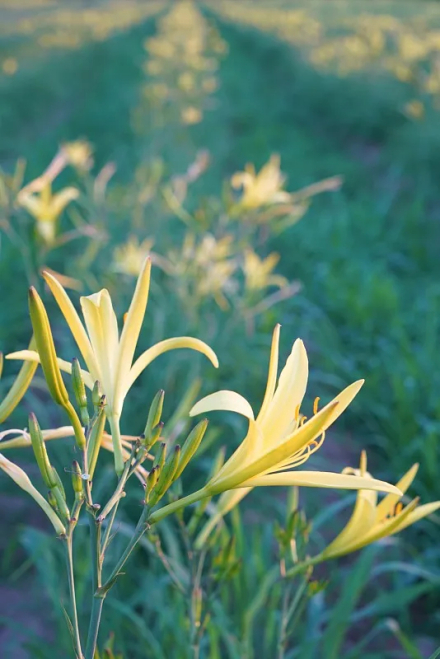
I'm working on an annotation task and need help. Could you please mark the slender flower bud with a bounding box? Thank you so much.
[143,390,165,448]
[28,287,69,407]
[92,380,102,412]
[87,404,106,479]
[0,352,3,379]
[173,419,208,481]
[145,466,160,502]
[144,422,163,452]
[149,445,181,506]
[71,461,84,498]
[28,413,56,488]
[47,490,59,512]
[153,442,167,472]
[71,358,89,426]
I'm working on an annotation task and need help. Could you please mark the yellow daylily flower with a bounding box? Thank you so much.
[7,259,218,474]
[243,249,288,292]
[0,453,66,535]
[17,180,79,243]
[61,139,94,171]
[318,452,440,560]
[231,155,292,210]
[113,236,155,277]
[190,326,400,544]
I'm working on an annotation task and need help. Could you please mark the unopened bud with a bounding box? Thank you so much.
[92,381,102,412]
[28,287,69,407]
[87,405,106,479]
[29,413,56,488]
[149,445,181,506]
[145,466,159,502]
[174,419,208,481]
[143,390,165,447]
[0,353,3,380]
[72,358,89,426]
[153,442,167,471]
[71,461,83,496]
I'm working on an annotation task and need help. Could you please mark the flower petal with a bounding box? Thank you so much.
[257,324,280,421]
[43,270,99,380]
[242,471,402,495]
[323,493,377,558]
[391,500,440,534]
[128,337,219,393]
[80,289,119,401]
[191,390,254,420]
[375,463,419,522]
[318,379,364,431]
[7,350,94,389]
[113,258,151,408]
[258,338,308,445]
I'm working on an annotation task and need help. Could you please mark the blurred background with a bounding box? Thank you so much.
[1,0,440,656]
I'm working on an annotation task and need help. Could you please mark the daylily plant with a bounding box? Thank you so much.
[231,154,291,210]
[17,180,79,244]
[8,259,218,473]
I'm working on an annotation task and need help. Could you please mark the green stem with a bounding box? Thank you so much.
[100,499,120,560]
[65,536,84,659]
[285,554,323,579]
[85,595,105,659]
[109,414,124,476]
[85,515,103,659]
[100,504,151,594]
[148,487,210,525]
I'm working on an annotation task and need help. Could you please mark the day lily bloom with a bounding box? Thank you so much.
[243,249,288,292]
[317,452,440,560]
[17,180,79,243]
[8,259,218,474]
[231,154,291,210]
[0,453,66,535]
[190,326,400,545]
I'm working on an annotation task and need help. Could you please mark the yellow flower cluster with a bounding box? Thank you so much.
[141,1,227,127]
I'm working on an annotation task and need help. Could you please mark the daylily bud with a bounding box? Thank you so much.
[145,466,159,502]
[0,353,3,380]
[28,413,56,488]
[92,381,102,412]
[143,422,163,451]
[72,358,89,426]
[71,461,84,498]
[173,419,208,481]
[153,442,167,472]
[143,390,165,447]
[87,405,106,479]
[28,287,69,407]
[47,490,59,512]
[149,445,181,506]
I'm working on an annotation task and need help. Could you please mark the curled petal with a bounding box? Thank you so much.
[191,390,254,420]
[242,471,402,495]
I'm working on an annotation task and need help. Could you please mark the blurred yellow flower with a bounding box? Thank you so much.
[2,58,18,75]
[231,155,292,210]
[181,106,203,125]
[191,326,400,545]
[319,452,440,559]
[243,249,288,292]
[61,139,94,171]
[113,237,154,277]
[404,99,425,120]
[8,259,218,474]
[17,181,79,244]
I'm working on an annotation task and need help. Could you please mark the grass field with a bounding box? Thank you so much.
[1,1,440,656]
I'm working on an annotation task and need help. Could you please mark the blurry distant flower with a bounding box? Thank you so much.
[404,99,425,119]
[113,237,155,277]
[243,249,288,292]
[2,58,18,76]
[231,155,291,210]
[319,452,440,559]
[61,140,94,171]
[166,234,237,310]
[41,267,83,292]
[181,106,203,124]
[17,181,79,244]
